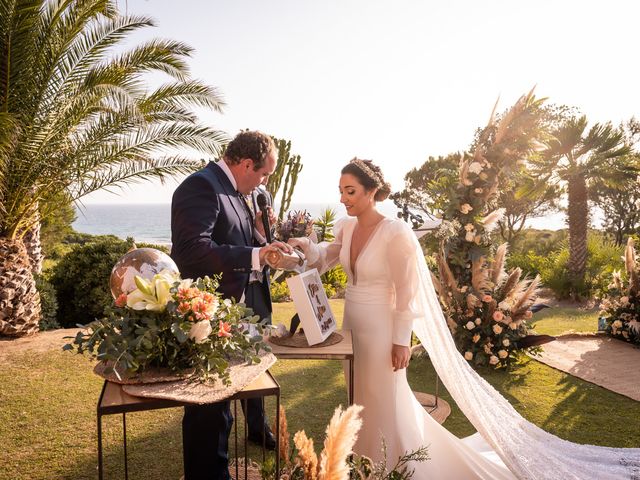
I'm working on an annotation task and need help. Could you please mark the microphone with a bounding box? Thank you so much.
[256,193,272,243]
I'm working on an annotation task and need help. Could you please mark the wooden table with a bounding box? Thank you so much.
[269,329,354,404]
[97,371,280,480]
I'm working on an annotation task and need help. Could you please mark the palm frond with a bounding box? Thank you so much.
[501,267,522,299]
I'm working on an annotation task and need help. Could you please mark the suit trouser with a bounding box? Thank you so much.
[182,281,271,479]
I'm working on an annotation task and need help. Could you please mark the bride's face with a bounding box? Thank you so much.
[339,173,374,216]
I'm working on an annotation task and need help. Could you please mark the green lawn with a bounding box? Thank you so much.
[529,306,599,336]
[1,301,638,480]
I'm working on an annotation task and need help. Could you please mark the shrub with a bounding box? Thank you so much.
[34,274,59,331]
[270,281,291,302]
[509,233,623,299]
[321,265,347,298]
[50,236,168,328]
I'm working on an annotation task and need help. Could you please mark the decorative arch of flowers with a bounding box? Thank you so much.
[599,237,640,345]
[432,90,546,367]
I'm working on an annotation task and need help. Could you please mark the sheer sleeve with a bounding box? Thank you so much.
[387,220,422,346]
[299,217,349,275]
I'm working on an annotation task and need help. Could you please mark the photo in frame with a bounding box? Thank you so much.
[286,268,337,345]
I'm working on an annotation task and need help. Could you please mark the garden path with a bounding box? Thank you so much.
[532,334,640,401]
[0,328,80,362]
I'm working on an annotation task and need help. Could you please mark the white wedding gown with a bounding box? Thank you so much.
[301,216,640,480]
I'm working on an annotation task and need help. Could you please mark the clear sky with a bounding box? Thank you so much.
[84,0,640,206]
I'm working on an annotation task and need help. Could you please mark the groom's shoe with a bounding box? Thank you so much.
[247,429,276,451]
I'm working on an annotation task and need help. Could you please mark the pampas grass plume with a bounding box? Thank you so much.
[294,430,318,480]
[318,405,364,480]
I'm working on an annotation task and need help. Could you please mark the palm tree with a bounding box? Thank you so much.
[0,0,227,336]
[530,116,635,294]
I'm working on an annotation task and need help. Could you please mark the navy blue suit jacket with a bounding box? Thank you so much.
[170,162,271,312]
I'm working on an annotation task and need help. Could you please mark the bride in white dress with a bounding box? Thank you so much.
[289,158,640,480]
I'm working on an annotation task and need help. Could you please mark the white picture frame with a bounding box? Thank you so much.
[286,268,337,345]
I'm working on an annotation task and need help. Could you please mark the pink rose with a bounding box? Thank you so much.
[492,310,504,322]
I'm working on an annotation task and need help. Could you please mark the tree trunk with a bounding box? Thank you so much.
[21,213,44,274]
[0,237,41,337]
[567,174,589,292]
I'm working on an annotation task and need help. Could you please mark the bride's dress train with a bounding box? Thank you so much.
[302,216,640,479]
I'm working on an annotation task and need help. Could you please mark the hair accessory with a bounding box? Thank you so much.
[349,158,382,187]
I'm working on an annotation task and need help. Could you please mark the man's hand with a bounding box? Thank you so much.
[258,241,293,264]
[255,206,277,237]
[391,344,411,371]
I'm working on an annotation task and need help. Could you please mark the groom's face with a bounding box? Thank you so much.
[236,152,277,195]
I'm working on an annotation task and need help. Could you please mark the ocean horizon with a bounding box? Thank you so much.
[73,202,569,245]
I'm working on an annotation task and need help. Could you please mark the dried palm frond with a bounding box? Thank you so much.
[511,275,541,317]
[318,405,363,480]
[467,293,481,309]
[294,430,318,480]
[274,405,290,464]
[494,91,529,145]
[459,156,472,186]
[501,268,523,299]
[487,96,500,129]
[471,256,493,293]
[490,244,508,285]
[446,316,458,333]
[430,271,443,296]
[628,319,640,336]
[624,237,636,275]
[481,208,506,233]
[625,238,640,295]
[437,251,458,293]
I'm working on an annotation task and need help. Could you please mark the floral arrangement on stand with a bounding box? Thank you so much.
[599,237,640,345]
[276,210,315,243]
[432,90,546,367]
[64,269,271,384]
[259,405,429,480]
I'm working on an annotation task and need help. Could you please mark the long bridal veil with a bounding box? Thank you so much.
[407,230,640,479]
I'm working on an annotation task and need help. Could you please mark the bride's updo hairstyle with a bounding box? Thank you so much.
[341,158,391,202]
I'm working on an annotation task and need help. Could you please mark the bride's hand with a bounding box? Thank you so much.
[391,344,411,371]
[287,237,310,251]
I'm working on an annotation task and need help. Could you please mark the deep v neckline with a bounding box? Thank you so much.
[348,218,388,283]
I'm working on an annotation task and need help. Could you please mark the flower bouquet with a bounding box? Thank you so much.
[265,210,315,271]
[599,238,640,345]
[64,268,272,386]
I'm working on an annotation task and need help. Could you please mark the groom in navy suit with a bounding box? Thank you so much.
[170,130,292,480]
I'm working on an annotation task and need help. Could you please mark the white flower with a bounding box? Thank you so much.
[502,338,510,347]
[464,351,474,361]
[489,355,499,365]
[466,321,475,330]
[498,301,510,310]
[465,230,476,242]
[127,274,173,312]
[509,322,518,330]
[188,320,213,343]
[620,296,630,305]
[613,320,623,329]
[498,349,508,359]
[492,324,503,335]
[464,223,475,231]
[468,162,483,174]
[474,318,481,325]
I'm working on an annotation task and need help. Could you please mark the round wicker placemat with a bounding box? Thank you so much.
[413,391,452,424]
[269,331,343,348]
[121,352,277,404]
[94,362,195,384]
